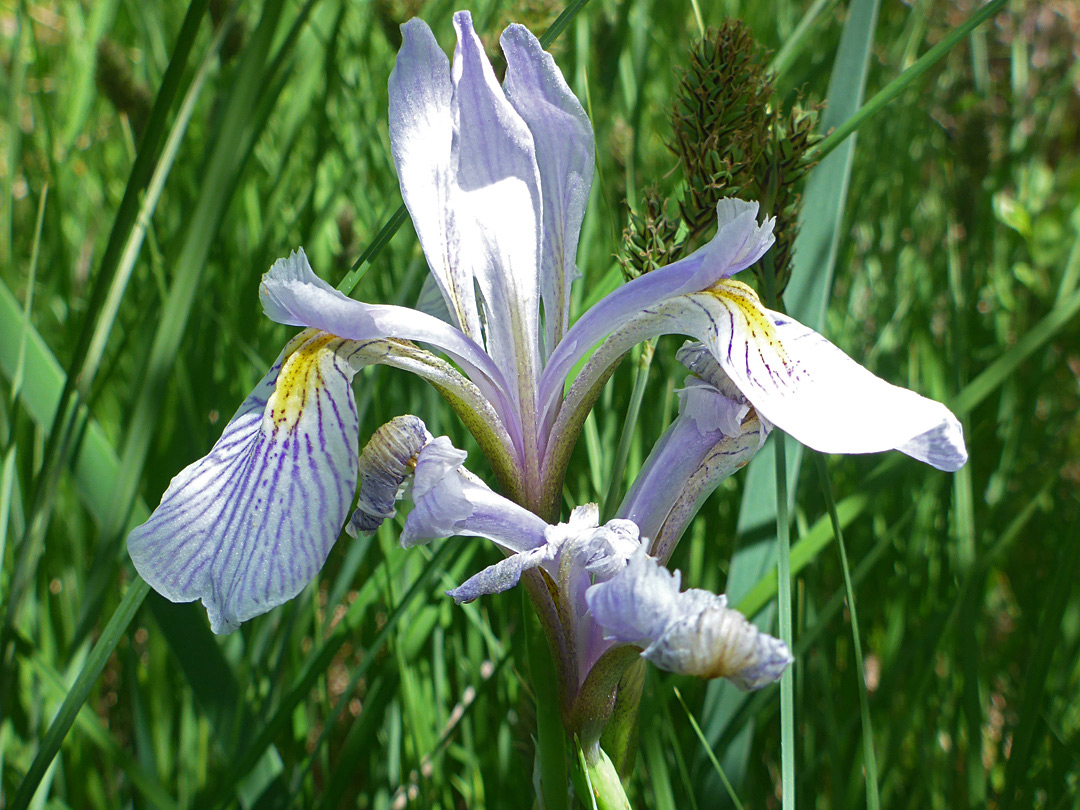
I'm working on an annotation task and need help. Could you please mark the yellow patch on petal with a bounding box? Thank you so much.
[703,279,799,382]
[266,329,349,434]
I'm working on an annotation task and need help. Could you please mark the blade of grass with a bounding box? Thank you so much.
[203,542,454,809]
[9,576,151,810]
[768,0,842,78]
[19,641,179,810]
[875,481,1053,797]
[0,182,46,599]
[0,0,210,655]
[82,19,229,389]
[600,340,653,520]
[951,285,1080,415]
[814,454,880,810]
[1001,537,1080,806]
[529,588,569,810]
[673,687,744,810]
[772,434,795,810]
[812,0,1008,161]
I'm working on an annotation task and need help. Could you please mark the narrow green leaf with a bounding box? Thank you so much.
[10,577,151,810]
[814,454,880,810]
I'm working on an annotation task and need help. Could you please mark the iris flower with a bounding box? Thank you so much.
[127,11,966,635]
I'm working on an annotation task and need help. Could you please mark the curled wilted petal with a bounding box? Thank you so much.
[347,415,432,535]
[586,550,793,689]
[128,330,364,633]
[448,544,554,603]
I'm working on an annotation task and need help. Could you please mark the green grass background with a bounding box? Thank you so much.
[2,0,1079,807]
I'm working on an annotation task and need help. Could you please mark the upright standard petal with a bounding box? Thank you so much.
[450,11,543,420]
[389,19,482,341]
[537,200,775,431]
[128,330,364,633]
[501,23,594,353]
[259,249,523,455]
[586,550,793,689]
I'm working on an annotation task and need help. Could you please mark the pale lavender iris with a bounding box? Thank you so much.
[127,10,967,634]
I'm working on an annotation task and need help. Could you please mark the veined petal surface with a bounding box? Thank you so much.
[389,19,482,340]
[547,277,967,471]
[689,283,968,470]
[501,23,594,353]
[128,331,363,633]
[450,11,543,417]
[766,313,967,468]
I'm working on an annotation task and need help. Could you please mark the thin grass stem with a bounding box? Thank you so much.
[814,454,880,810]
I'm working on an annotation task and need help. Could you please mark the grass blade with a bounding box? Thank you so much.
[10,577,151,810]
[814,454,880,810]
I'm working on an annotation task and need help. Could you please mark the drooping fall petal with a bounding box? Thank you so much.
[128,331,364,633]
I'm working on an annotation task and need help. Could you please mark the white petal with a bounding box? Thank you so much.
[501,23,594,352]
[450,11,543,416]
[259,248,522,449]
[701,287,968,471]
[400,437,549,552]
[127,331,363,633]
[389,19,482,340]
[551,278,967,472]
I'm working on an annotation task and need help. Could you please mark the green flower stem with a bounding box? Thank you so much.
[598,658,646,778]
[580,744,632,810]
[527,591,569,810]
[11,576,150,810]
[569,645,642,749]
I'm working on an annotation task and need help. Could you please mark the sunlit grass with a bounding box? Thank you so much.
[2,0,1079,808]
